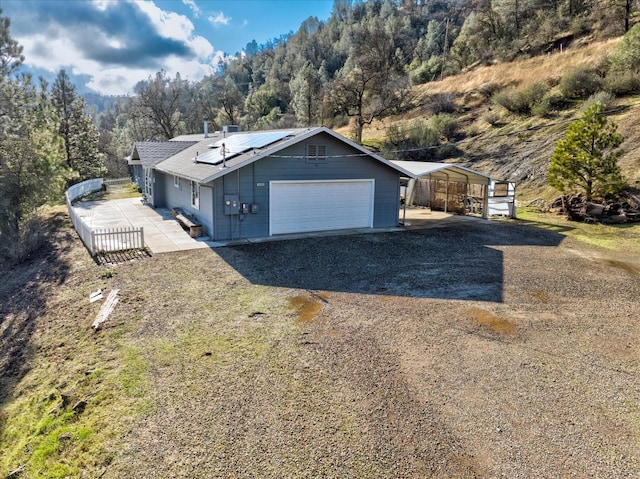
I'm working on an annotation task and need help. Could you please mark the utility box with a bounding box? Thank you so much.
[251,203,259,214]
[224,195,239,215]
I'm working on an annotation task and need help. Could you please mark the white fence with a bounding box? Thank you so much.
[66,178,145,256]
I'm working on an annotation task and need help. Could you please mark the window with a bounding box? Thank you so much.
[191,181,200,209]
[493,182,510,197]
[173,175,180,189]
[306,144,326,162]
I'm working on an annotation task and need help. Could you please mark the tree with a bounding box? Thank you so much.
[326,15,410,143]
[51,69,105,183]
[216,76,244,126]
[608,22,640,74]
[0,11,70,260]
[132,70,188,139]
[0,8,23,78]
[0,74,69,259]
[51,70,77,167]
[66,98,106,181]
[549,103,625,201]
[290,63,324,126]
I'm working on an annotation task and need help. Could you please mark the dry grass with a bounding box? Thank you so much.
[1,209,640,478]
[423,39,619,97]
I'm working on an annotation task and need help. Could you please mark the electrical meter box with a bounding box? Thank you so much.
[250,203,259,214]
[224,195,239,215]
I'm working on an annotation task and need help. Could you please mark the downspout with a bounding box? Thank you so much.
[213,185,218,241]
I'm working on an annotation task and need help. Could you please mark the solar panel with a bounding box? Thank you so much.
[196,131,295,165]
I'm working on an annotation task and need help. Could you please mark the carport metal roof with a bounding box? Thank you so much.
[390,160,491,185]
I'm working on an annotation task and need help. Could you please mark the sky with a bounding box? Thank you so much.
[1,0,334,96]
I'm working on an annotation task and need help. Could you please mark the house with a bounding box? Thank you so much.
[132,127,416,241]
[129,126,495,242]
[127,140,198,194]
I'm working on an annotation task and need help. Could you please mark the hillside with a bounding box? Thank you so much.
[350,38,640,202]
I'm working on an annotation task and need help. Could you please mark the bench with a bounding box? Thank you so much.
[172,208,203,238]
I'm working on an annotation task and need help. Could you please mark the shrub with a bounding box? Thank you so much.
[383,119,440,161]
[478,82,502,99]
[409,56,443,85]
[521,82,549,111]
[604,71,640,95]
[429,113,459,140]
[559,68,603,100]
[0,216,48,265]
[581,91,615,113]
[426,92,457,114]
[466,123,481,137]
[483,110,501,126]
[492,82,549,116]
[608,23,640,75]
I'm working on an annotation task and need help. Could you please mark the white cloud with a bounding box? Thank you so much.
[208,12,231,26]
[136,0,195,42]
[8,0,227,95]
[182,0,201,18]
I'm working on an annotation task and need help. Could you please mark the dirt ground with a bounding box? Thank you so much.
[86,214,640,478]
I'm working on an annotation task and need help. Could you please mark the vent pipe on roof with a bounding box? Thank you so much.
[221,143,227,168]
[203,120,209,138]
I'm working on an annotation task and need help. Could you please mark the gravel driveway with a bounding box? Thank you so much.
[106,218,640,478]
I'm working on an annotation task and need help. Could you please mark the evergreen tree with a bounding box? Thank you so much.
[51,69,105,183]
[67,98,106,181]
[0,8,23,78]
[549,103,625,200]
[51,69,77,168]
[290,63,324,126]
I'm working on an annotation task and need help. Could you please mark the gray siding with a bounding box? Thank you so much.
[157,172,214,238]
[130,165,144,191]
[210,132,400,241]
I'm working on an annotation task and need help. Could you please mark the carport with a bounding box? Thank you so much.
[391,160,491,220]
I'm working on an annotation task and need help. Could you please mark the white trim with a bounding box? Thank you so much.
[269,179,375,235]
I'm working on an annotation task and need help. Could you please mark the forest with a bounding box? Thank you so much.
[2,0,640,261]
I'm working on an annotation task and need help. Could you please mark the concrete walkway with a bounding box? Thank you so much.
[73,198,211,254]
[73,199,487,254]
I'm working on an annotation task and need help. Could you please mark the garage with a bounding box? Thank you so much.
[269,179,375,235]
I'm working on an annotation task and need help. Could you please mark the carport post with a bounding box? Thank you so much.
[444,173,449,213]
[482,182,489,219]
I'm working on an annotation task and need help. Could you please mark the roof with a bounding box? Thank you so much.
[129,141,198,168]
[391,160,491,185]
[154,127,415,184]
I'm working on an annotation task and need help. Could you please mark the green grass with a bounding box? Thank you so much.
[517,207,640,253]
[0,337,151,478]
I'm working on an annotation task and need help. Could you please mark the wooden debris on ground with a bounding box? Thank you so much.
[92,289,119,330]
[550,192,640,223]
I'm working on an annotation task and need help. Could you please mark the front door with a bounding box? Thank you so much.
[144,168,153,204]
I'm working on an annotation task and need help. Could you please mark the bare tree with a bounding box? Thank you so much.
[132,70,188,140]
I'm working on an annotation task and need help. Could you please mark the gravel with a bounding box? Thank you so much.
[106,218,640,478]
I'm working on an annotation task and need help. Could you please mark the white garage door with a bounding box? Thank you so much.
[270,179,375,235]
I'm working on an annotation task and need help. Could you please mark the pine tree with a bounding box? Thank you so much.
[51,69,105,183]
[549,103,625,201]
